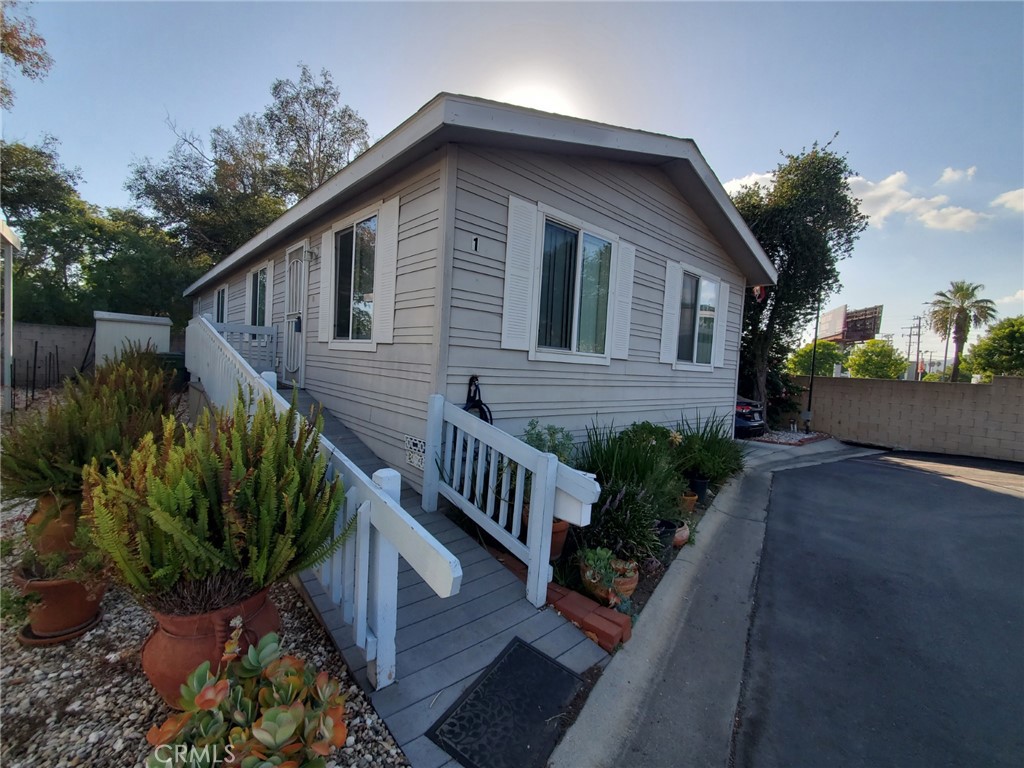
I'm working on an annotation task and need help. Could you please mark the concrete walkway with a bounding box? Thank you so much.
[550,438,881,768]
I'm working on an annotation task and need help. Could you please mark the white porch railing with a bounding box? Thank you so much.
[422,394,601,607]
[212,321,278,375]
[185,316,463,689]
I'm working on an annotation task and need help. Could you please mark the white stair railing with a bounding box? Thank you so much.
[185,316,462,689]
[212,321,278,375]
[422,394,600,607]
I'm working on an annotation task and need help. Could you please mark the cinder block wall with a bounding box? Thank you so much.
[794,376,1023,463]
[1,323,95,385]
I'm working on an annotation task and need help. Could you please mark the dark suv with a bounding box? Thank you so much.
[735,396,766,438]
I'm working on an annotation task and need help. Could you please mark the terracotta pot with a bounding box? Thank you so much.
[26,496,79,556]
[12,567,106,642]
[522,507,571,562]
[674,523,691,548]
[142,588,281,708]
[580,559,639,605]
[679,491,698,515]
[612,572,639,601]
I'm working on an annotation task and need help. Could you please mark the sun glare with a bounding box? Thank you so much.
[497,82,579,117]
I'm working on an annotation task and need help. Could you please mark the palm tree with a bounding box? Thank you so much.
[927,281,997,382]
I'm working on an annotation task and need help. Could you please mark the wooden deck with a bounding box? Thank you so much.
[289,389,609,768]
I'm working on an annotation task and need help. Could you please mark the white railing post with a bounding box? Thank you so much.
[368,468,401,689]
[525,452,558,607]
[422,394,444,512]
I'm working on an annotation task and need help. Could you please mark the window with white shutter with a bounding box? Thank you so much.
[660,261,731,370]
[500,197,634,366]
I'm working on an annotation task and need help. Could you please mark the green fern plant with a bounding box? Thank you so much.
[84,390,349,614]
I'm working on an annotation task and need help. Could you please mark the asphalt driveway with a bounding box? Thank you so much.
[732,453,1024,768]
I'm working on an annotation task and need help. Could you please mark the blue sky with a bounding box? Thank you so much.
[5,1,1022,360]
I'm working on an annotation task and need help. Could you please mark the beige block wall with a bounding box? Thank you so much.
[793,376,1024,463]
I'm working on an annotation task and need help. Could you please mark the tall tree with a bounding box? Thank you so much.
[0,0,53,109]
[926,281,998,382]
[846,339,908,380]
[967,315,1023,378]
[734,141,868,405]
[265,64,369,198]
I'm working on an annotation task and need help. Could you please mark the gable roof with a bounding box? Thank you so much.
[184,93,777,296]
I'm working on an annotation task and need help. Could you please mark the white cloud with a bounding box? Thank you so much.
[995,289,1024,307]
[722,172,774,196]
[849,172,991,232]
[935,166,977,185]
[990,188,1024,214]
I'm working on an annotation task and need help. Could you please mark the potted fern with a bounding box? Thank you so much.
[84,390,348,707]
[2,350,176,644]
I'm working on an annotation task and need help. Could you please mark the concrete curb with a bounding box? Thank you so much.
[549,440,884,768]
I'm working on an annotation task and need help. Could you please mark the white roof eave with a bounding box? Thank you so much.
[183,93,777,296]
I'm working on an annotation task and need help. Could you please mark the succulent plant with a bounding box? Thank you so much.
[145,631,348,768]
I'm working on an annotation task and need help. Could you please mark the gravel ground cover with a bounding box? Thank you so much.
[747,429,830,446]
[0,498,408,767]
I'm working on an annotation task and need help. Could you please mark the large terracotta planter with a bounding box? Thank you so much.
[579,559,639,606]
[142,588,281,708]
[26,496,79,556]
[12,567,106,645]
[522,507,570,562]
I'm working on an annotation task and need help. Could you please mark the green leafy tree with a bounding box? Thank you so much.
[846,339,908,380]
[785,340,845,376]
[1,0,53,109]
[968,315,1024,378]
[265,64,370,198]
[926,280,997,382]
[733,139,868,405]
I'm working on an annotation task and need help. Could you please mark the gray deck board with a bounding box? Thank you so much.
[287,387,608,767]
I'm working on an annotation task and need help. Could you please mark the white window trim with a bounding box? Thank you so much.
[326,202,381,353]
[214,283,228,324]
[245,261,273,328]
[664,260,728,372]
[529,203,620,366]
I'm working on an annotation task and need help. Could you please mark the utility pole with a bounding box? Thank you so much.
[901,317,922,380]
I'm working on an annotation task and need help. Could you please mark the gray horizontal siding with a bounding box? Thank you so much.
[445,146,746,439]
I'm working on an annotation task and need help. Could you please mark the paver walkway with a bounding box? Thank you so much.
[288,388,608,768]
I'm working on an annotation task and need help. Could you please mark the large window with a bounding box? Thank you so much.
[677,272,718,364]
[537,220,612,355]
[249,266,268,326]
[334,214,377,341]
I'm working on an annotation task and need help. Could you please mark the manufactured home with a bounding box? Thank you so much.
[184,94,777,489]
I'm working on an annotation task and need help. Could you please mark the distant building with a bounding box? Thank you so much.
[818,304,883,348]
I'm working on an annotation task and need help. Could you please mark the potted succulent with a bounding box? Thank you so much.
[9,526,109,645]
[579,547,639,606]
[145,630,348,767]
[84,390,349,707]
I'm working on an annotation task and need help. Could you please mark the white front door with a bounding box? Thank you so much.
[284,243,307,387]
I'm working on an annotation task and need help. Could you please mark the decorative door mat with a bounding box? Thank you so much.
[426,637,583,768]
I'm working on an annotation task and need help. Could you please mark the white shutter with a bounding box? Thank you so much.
[610,242,635,360]
[373,197,399,344]
[317,231,334,342]
[660,261,683,364]
[713,282,730,368]
[265,260,274,325]
[500,196,539,351]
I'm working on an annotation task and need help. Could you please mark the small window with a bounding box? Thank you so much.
[249,266,268,327]
[215,286,227,324]
[537,220,612,355]
[334,215,377,341]
[676,272,718,364]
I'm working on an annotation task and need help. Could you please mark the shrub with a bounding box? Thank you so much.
[578,482,661,561]
[85,390,348,614]
[1,351,177,505]
[677,413,745,485]
[521,419,576,464]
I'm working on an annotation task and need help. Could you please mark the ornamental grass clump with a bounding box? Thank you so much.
[677,413,745,485]
[145,630,348,768]
[84,390,347,614]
